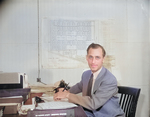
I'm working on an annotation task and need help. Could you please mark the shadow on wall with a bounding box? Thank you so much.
[0,0,7,11]
[0,0,5,5]
[136,93,144,117]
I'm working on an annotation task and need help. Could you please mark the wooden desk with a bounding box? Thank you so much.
[27,106,87,117]
[3,93,87,117]
[3,106,87,117]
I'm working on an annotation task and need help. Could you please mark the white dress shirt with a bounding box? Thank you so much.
[91,67,102,95]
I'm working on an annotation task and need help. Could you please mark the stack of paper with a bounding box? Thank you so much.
[0,107,4,117]
[36,101,77,110]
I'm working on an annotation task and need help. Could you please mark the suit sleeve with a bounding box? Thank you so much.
[67,71,118,110]
[69,81,82,94]
[69,73,84,94]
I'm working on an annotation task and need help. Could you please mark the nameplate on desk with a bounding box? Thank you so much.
[27,108,75,117]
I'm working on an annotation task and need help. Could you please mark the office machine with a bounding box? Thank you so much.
[0,72,29,89]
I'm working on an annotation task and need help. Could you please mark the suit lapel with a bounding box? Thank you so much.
[83,70,92,96]
[93,67,107,94]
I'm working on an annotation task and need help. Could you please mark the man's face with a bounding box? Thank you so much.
[86,47,105,73]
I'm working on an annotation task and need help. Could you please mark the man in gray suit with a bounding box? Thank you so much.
[54,43,124,117]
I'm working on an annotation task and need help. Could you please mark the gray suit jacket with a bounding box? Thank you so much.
[68,66,124,117]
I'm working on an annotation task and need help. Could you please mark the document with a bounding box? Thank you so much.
[40,96,68,102]
[36,101,77,110]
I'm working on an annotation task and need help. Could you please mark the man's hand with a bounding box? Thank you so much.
[53,88,70,101]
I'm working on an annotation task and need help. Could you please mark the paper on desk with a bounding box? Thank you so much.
[40,96,53,102]
[36,101,77,110]
[40,96,68,102]
[0,103,19,106]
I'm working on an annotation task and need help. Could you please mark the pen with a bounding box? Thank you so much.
[63,83,69,92]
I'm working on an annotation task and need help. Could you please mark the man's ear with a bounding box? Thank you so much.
[86,55,88,61]
[102,57,105,63]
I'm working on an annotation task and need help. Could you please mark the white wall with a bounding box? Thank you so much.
[0,0,38,83]
[0,0,149,117]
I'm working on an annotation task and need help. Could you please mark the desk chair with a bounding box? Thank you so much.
[118,86,141,117]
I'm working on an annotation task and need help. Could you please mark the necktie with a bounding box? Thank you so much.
[87,74,93,97]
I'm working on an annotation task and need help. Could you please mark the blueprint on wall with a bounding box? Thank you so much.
[41,18,116,70]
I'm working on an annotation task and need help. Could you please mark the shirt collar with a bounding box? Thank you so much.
[92,67,102,80]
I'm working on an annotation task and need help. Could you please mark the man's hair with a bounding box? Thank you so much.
[87,43,106,57]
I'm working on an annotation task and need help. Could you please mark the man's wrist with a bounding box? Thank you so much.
[66,92,70,98]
